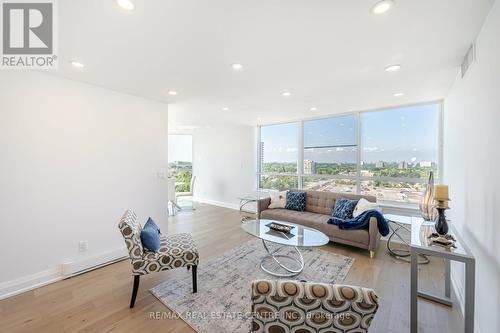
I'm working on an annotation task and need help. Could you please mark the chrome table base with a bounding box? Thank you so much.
[260,239,304,277]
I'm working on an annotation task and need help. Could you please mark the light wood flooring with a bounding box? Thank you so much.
[0,204,462,332]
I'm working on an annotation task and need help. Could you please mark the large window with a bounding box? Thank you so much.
[257,103,441,205]
[360,104,440,203]
[302,115,357,192]
[168,134,192,192]
[259,122,299,190]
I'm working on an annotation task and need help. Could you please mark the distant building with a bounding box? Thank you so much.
[304,159,316,174]
[398,161,408,169]
[419,161,434,168]
[375,161,386,168]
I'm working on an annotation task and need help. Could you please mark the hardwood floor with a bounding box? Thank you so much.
[0,204,462,332]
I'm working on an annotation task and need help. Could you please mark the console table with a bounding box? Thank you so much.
[410,220,475,333]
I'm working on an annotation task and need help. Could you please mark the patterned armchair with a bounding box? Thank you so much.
[251,279,379,332]
[118,210,199,308]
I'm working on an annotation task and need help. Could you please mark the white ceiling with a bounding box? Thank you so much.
[53,0,494,132]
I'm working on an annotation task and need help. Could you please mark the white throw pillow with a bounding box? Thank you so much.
[268,190,288,209]
[353,198,380,218]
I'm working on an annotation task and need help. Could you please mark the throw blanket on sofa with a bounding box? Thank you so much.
[328,210,390,236]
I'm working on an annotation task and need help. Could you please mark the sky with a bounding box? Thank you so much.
[168,134,192,163]
[261,103,439,164]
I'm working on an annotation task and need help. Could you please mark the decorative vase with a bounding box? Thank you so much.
[420,171,437,221]
[435,207,449,235]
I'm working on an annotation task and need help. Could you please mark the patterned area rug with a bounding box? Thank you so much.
[150,238,354,333]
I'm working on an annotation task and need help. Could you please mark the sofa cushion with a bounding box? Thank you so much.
[353,198,380,217]
[285,191,307,211]
[332,197,358,220]
[284,190,376,216]
[268,190,288,209]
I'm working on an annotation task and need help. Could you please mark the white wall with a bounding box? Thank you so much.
[192,126,256,209]
[0,71,169,297]
[443,1,500,332]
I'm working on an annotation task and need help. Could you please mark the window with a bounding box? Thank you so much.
[257,102,441,205]
[360,104,440,203]
[259,122,299,190]
[302,115,357,192]
[168,134,192,192]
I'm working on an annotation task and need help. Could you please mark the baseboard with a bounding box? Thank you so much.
[194,197,239,210]
[0,247,128,300]
[61,247,128,277]
[0,267,62,300]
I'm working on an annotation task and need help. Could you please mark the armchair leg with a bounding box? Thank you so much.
[370,251,375,259]
[192,265,198,293]
[130,275,140,308]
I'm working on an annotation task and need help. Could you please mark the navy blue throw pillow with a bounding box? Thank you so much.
[332,197,359,220]
[140,217,161,252]
[285,192,307,212]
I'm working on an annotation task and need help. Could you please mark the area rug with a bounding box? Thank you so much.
[150,238,354,333]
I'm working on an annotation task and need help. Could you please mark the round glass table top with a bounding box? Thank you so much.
[241,219,329,247]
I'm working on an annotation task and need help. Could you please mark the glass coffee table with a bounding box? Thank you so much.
[241,219,329,277]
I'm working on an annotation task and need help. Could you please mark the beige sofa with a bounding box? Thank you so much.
[257,190,380,258]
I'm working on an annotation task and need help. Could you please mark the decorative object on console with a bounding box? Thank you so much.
[434,185,450,235]
[332,197,358,220]
[419,171,437,221]
[268,190,288,209]
[285,191,307,211]
[427,233,457,249]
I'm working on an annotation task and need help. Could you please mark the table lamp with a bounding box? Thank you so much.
[434,185,450,235]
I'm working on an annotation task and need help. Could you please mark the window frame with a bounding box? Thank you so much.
[256,101,443,207]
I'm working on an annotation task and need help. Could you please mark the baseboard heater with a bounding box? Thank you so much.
[61,248,128,278]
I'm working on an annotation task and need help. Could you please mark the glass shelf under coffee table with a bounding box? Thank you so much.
[241,219,329,277]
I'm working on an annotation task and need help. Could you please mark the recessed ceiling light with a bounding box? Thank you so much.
[282,91,291,97]
[231,63,243,71]
[70,60,84,68]
[116,0,135,11]
[385,64,401,72]
[393,92,404,97]
[310,107,317,111]
[371,0,393,15]
[222,107,229,111]
[167,90,178,96]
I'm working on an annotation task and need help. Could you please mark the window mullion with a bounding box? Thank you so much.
[356,112,361,194]
[298,120,304,189]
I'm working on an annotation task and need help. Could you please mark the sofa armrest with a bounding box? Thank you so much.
[257,198,271,218]
[368,216,381,251]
